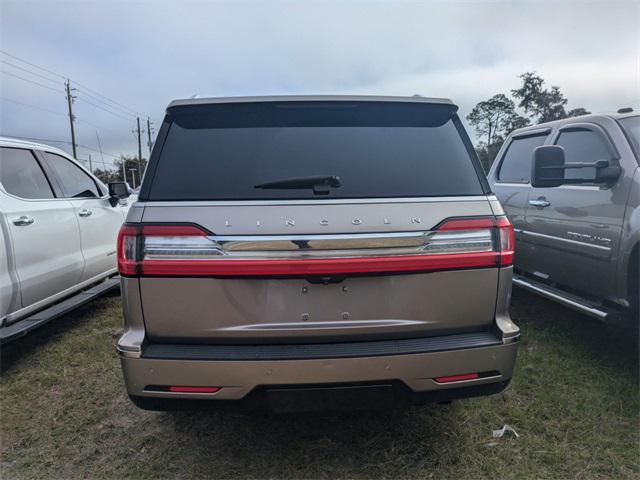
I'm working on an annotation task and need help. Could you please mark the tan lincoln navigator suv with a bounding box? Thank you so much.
[117,95,520,411]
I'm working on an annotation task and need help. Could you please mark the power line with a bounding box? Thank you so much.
[1,97,137,159]
[0,59,62,85]
[76,142,124,161]
[0,50,160,122]
[4,135,124,161]
[75,116,137,143]
[75,87,143,119]
[0,70,65,93]
[75,95,139,123]
[0,50,66,79]
[0,96,67,117]
[74,84,157,121]
[1,51,158,163]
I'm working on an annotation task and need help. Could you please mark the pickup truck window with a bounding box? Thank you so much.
[42,152,100,198]
[0,147,54,199]
[498,134,547,183]
[555,129,609,180]
[619,116,640,156]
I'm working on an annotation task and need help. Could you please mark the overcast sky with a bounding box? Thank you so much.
[1,0,638,169]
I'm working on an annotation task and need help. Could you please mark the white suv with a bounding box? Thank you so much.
[0,137,133,342]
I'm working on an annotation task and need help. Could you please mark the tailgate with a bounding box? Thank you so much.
[135,199,505,343]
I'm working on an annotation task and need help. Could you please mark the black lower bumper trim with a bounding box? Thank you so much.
[142,331,502,361]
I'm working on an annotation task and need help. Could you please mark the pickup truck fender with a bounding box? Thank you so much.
[617,166,640,309]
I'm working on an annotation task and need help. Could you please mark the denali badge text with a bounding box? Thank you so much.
[567,231,612,245]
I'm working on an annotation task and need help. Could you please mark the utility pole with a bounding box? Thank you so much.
[146,117,154,155]
[88,153,92,173]
[65,79,77,158]
[135,117,143,179]
[129,168,137,189]
[122,161,127,183]
[95,131,105,166]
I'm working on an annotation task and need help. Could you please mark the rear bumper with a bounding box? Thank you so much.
[119,333,519,402]
[118,267,519,408]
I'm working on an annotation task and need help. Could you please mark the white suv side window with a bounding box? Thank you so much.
[0,147,54,199]
[42,152,101,198]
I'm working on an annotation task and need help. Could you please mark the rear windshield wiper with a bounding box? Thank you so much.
[254,175,341,195]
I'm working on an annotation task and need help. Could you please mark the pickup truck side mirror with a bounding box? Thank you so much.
[531,146,565,188]
[108,182,131,206]
[532,145,621,188]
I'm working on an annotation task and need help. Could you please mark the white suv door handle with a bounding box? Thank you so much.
[78,209,93,217]
[12,215,35,226]
[529,199,551,208]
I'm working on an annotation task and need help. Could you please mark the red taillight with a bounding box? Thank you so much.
[495,216,515,267]
[434,373,479,383]
[437,217,495,231]
[438,216,514,267]
[117,223,211,276]
[139,253,499,277]
[117,224,141,276]
[117,216,515,278]
[168,386,220,393]
[140,225,207,237]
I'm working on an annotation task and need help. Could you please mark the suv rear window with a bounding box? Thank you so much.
[145,102,485,200]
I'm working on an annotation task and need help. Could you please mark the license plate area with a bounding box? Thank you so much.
[263,383,400,413]
[140,268,497,342]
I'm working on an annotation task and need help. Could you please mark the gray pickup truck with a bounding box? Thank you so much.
[489,110,639,322]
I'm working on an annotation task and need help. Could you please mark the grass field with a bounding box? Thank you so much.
[1,288,638,479]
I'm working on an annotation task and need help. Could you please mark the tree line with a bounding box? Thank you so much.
[467,72,590,172]
[93,155,148,188]
[92,73,590,186]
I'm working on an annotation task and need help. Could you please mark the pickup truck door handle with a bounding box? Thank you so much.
[12,215,35,226]
[78,209,93,217]
[528,198,551,208]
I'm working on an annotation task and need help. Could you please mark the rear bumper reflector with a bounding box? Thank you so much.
[434,373,479,383]
[168,386,220,393]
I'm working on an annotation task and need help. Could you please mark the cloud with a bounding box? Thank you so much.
[1,0,638,162]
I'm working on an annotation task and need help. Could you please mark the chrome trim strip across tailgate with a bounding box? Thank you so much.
[143,230,495,259]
